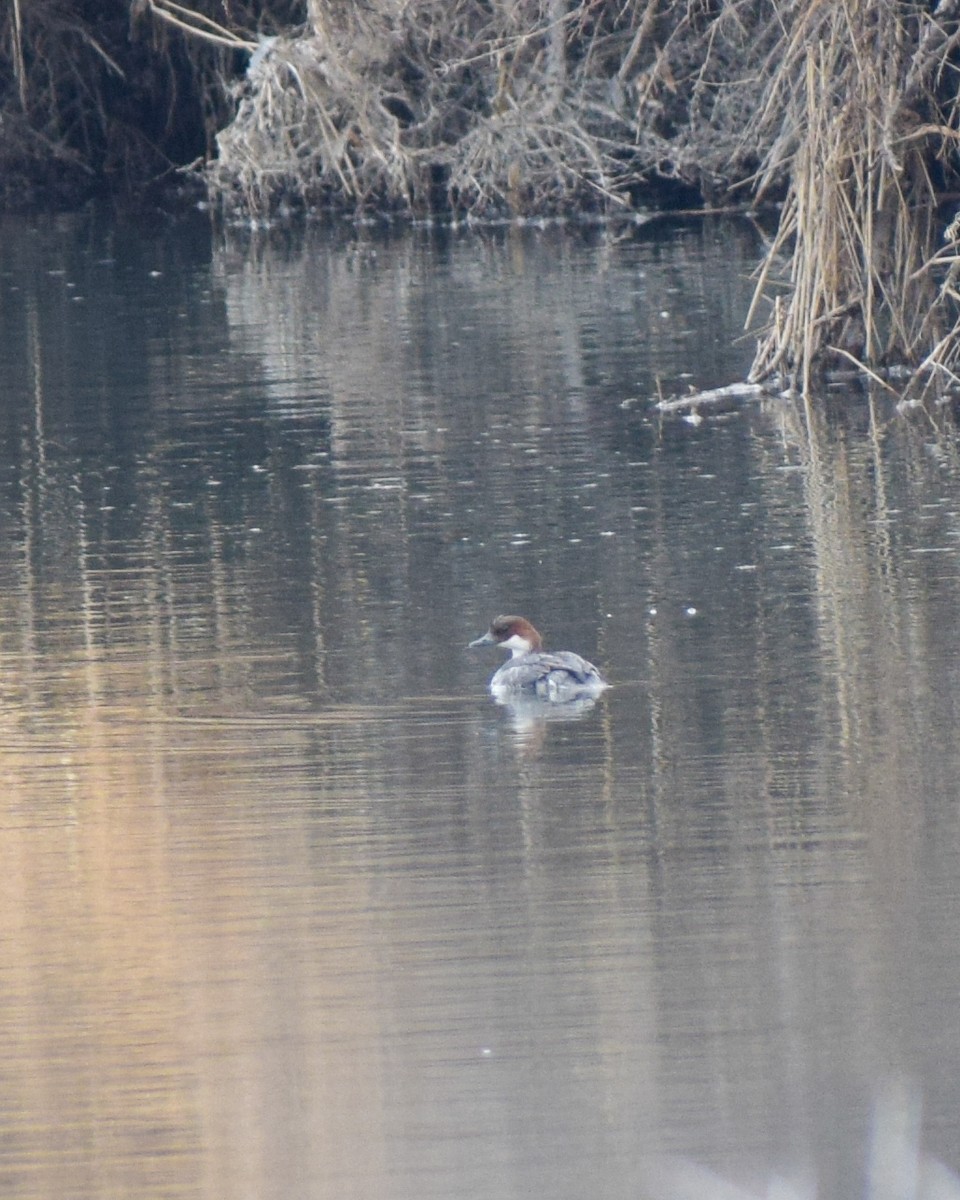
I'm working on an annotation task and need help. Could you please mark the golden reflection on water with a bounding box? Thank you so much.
[0,661,629,1200]
[0,676,417,1199]
[6,216,960,1197]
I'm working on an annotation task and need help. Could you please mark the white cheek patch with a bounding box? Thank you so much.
[502,633,532,655]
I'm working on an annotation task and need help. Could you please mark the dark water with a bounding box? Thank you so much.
[1,211,960,1199]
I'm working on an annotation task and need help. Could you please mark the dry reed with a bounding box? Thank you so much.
[745,0,960,394]
[201,0,778,218]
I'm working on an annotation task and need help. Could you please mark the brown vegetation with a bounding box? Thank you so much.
[203,0,777,218]
[0,0,958,394]
[744,0,960,394]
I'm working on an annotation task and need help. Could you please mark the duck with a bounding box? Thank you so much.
[469,615,607,702]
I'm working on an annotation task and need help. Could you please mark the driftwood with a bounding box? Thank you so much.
[655,383,768,416]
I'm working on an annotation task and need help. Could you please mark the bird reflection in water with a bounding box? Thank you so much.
[492,692,601,754]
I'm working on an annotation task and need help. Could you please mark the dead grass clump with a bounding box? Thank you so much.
[206,1,632,217]
[197,0,788,219]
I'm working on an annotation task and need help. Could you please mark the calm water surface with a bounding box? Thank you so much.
[1,212,960,1199]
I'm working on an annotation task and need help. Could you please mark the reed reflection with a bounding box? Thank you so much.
[1,216,960,1198]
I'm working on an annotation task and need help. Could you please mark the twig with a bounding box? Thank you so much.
[144,0,257,51]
